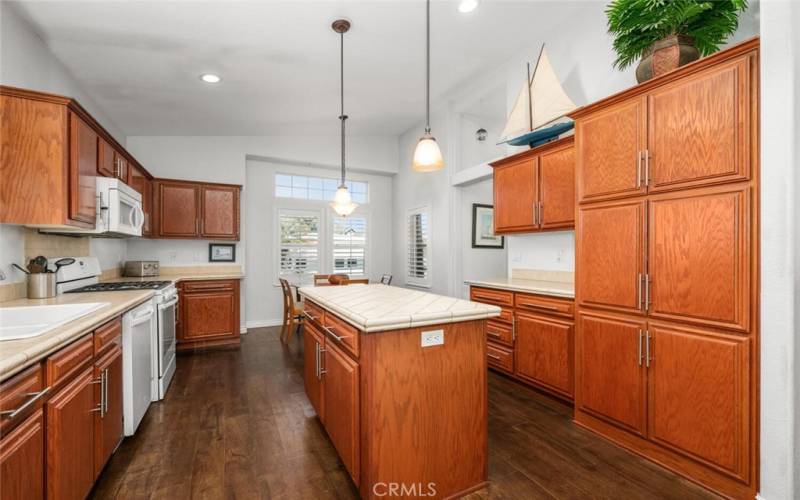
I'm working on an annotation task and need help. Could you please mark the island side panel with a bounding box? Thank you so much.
[359,319,489,499]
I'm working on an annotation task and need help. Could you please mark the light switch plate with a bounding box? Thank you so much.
[421,329,444,347]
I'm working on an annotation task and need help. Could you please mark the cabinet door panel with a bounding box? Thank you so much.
[94,346,123,477]
[157,182,199,237]
[493,157,537,232]
[576,98,646,202]
[46,367,96,500]
[577,312,647,436]
[97,137,115,178]
[201,185,239,239]
[303,323,325,420]
[648,58,750,192]
[648,322,750,481]
[577,199,645,314]
[69,114,97,225]
[648,186,750,331]
[323,341,359,484]
[515,312,573,397]
[182,291,236,341]
[539,143,575,229]
[0,409,44,500]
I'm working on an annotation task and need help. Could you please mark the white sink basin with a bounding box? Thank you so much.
[0,302,110,341]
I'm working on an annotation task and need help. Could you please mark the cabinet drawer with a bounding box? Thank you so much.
[94,317,122,356]
[470,287,513,307]
[496,307,514,324]
[46,335,93,388]
[515,293,574,318]
[0,364,46,434]
[486,319,513,347]
[323,311,360,358]
[486,343,514,374]
[304,300,325,325]
[182,279,236,293]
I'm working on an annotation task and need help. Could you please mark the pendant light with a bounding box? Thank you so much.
[412,0,444,172]
[331,19,357,217]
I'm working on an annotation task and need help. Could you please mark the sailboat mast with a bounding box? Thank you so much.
[526,62,533,133]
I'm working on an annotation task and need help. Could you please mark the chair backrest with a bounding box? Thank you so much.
[328,274,349,285]
[279,278,294,311]
[343,278,369,285]
[380,274,393,285]
[313,274,329,286]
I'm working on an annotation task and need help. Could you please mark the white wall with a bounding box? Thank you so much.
[244,159,393,327]
[507,232,575,275]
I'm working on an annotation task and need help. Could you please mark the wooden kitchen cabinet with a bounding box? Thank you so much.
[322,334,360,484]
[515,312,573,398]
[178,279,241,351]
[94,345,123,476]
[303,321,325,420]
[69,113,98,225]
[0,409,45,500]
[201,184,240,240]
[97,137,116,178]
[492,155,537,233]
[577,199,646,315]
[156,180,200,238]
[128,163,153,237]
[46,366,97,500]
[491,136,575,234]
[576,311,647,436]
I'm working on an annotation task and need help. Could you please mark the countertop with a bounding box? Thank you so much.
[0,290,153,380]
[464,277,575,298]
[0,272,245,381]
[299,284,501,333]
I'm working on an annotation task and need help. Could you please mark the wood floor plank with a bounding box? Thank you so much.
[90,326,717,500]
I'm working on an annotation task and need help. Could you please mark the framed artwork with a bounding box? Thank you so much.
[209,243,236,262]
[471,204,504,249]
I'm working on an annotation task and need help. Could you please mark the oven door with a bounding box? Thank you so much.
[107,187,144,236]
[157,296,178,378]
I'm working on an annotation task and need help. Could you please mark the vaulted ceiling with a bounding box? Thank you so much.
[8,1,584,136]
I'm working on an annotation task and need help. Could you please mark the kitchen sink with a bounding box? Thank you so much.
[0,302,109,341]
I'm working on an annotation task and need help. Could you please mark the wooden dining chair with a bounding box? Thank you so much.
[313,273,350,286]
[379,274,393,285]
[343,278,369,285]
[279,278,304,343]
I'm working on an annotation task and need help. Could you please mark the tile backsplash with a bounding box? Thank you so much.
[24,229,90,262]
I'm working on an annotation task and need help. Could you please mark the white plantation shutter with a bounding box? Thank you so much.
[406,208,431,288]
[333,217,367,275]
[279,210,321,283]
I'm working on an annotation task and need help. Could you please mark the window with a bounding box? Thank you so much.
[333,216,367,275]
[406,207,431,288]
[278,209,321,283]
[275,174,368,203]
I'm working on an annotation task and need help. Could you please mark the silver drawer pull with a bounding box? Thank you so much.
[521,302,559,311]
[305,312,317,321]
[487,353,502,361]
[487,331,501,338]
[1,387,51,419]
[323,326,348,342]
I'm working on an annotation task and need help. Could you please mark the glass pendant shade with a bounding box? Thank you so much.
[330,185,357,217]
[412,132,444,172]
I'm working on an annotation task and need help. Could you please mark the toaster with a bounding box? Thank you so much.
[123,260,160,277]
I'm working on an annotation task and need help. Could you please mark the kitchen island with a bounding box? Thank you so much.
[299,284,500,499]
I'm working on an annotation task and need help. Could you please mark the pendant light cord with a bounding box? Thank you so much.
[339,30,347,187]
[425,0,431,134]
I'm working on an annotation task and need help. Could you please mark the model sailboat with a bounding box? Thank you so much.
[499,45,577,148]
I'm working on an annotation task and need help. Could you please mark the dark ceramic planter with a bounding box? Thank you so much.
[636,35,700,83]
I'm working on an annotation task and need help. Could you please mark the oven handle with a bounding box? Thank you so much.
[131,308,155,326]
[158,297,179,311]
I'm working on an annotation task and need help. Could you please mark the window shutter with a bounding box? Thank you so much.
[406,208,431,287]
[279,210,320,283]
[333,217,367,275]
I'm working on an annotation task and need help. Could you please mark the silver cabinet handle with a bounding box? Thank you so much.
[314,343,320,379]
[102,369,108,415]
[487,353,501,361]
[318,347,327,376]
[0,387,51,419]
[511,315,516,341]
[533,202,538,225]
[638,330,643,366]
[323,326,348,343]
[538,201,544,225]
[645,331,652,368]
[305,312,318,322]
[644,274,651,312]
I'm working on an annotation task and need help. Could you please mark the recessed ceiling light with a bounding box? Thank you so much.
[458,0,479,13]
[199,73,221,84]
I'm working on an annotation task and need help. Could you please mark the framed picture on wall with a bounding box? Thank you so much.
[471,204,504,249]
[209,243,236,262]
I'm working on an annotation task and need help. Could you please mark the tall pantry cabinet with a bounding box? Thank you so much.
[570,38,759,499]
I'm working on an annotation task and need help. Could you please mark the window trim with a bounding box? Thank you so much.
[275,207,324,285]
[329,212,370,277]
[274,172,369,204]
[406,206,432,289]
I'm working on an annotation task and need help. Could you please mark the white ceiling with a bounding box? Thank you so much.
[10,0,582,137]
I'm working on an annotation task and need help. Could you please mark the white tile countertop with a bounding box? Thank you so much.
[464,277,575,298]
[299,284,501,333]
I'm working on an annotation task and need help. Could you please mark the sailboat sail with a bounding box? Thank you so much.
[499,47,577,144]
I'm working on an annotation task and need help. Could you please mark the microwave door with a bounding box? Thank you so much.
[110,188,143,235]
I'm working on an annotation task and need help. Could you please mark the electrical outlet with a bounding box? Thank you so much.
[421,329,444,347]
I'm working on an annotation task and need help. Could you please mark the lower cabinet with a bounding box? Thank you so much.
[303,322,325,419]
[177,279,241,351]
[46,366,97,500]
[322,339,360,484]
[94,345,123,476]
[515,312,573,398]
[0,409,45,500]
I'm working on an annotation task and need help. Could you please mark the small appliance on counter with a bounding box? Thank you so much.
[123,260,160,277]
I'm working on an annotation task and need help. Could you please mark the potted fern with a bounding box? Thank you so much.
[606,0,749,82]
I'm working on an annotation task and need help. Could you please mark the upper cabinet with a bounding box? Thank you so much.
[97,137,128,182]
[491,136,575,235]
[573,47,754,204]
[155,179,241,240]
[69,114,99,226]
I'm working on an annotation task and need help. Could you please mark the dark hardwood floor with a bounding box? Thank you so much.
[90,326,716,499]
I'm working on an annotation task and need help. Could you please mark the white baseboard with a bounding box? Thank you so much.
[245,319,284,329]
[240,325,248,334]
